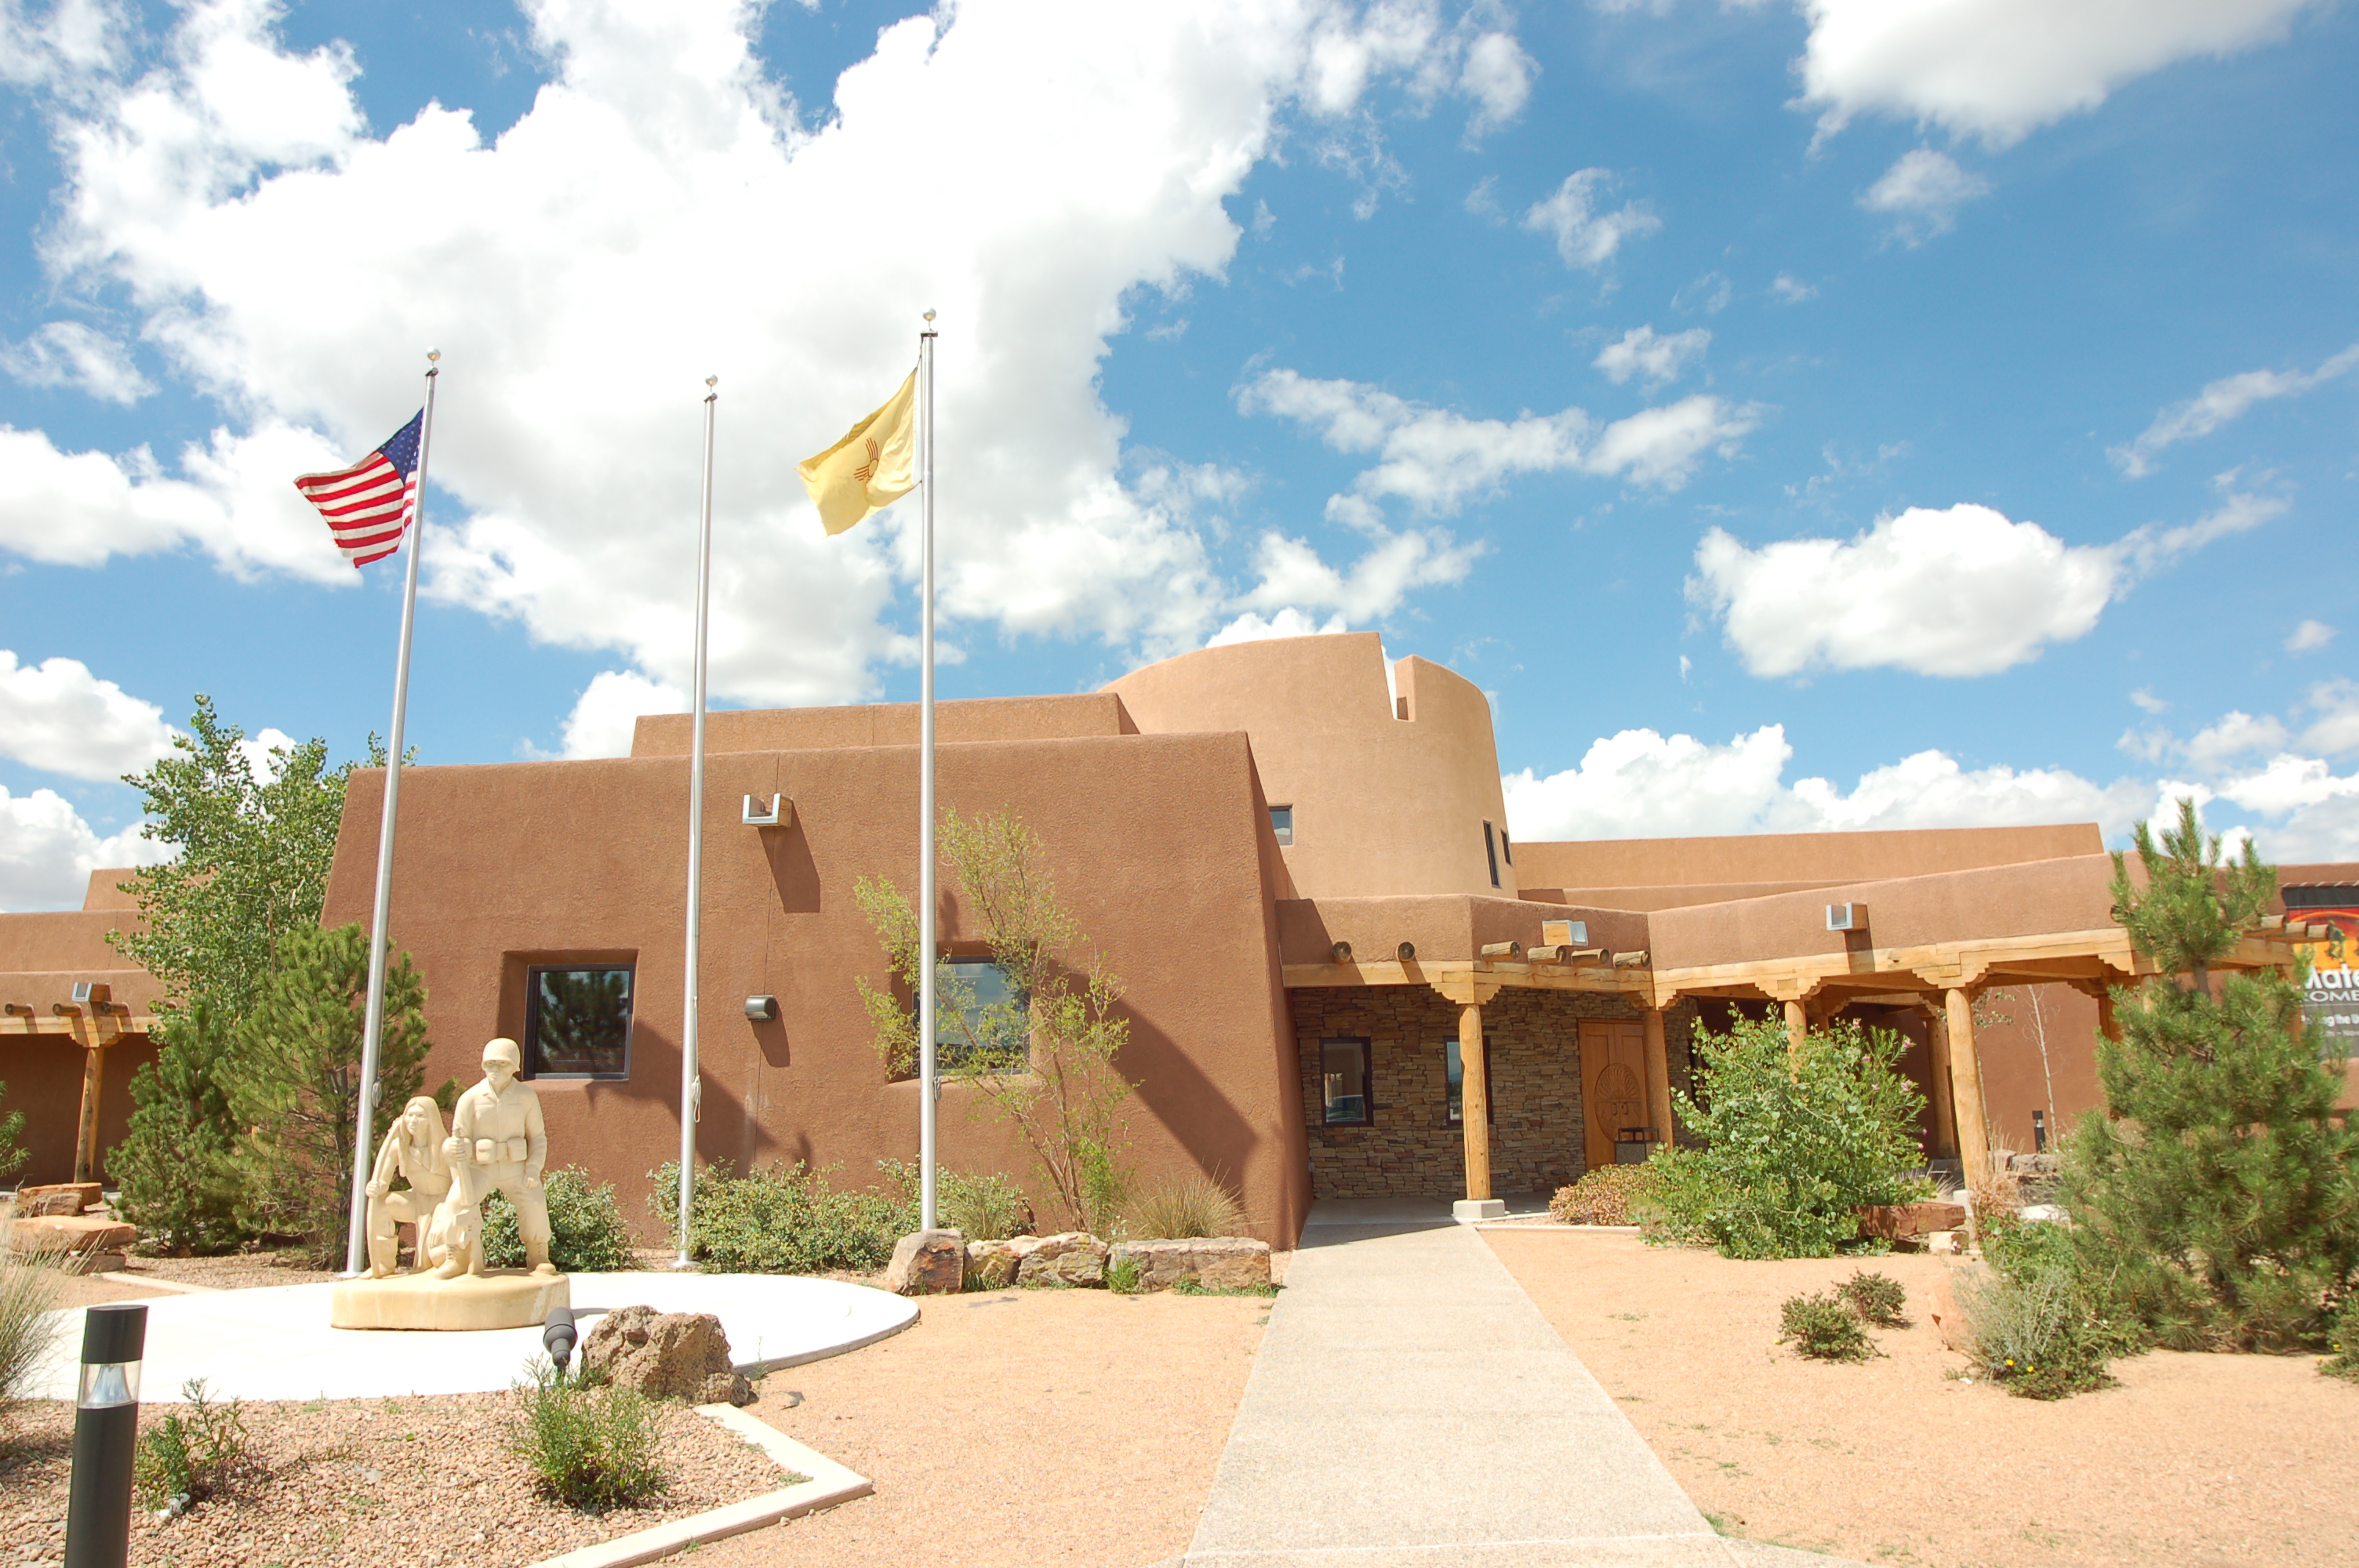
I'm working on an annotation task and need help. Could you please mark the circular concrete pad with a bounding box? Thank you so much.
[29,1272,917,1403]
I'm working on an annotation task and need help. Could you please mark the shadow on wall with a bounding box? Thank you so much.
[1120,1007,1261,1208]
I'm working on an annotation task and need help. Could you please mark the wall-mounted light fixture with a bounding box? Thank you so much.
[1541,920,1588,948]
[742,794,791,827]
[1826,902,1868,933]
[743,995,779,1022]
[70,982,125,1018]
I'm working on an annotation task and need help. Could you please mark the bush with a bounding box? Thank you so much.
[1124,1173,1246,1240]
[2322,1298,2359,1383]
[111,1004,253,1255]
[0,1247,64,1401]
[654,1160,916,1274]
[1956,1221,2131,1399]
[1644,1015,1930,1259]
[482,1168,638,1272]
[1780,1291,1873,1362]
[0,1077,26,1185]
[511,1360,666,1511]
[1839,1269,1909,1327]
[880,1161,1034,1241]
[1549,1163,1655,1226]
[133,1379,253,1510]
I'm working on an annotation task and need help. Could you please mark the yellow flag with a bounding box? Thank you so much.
[798,371,917,535]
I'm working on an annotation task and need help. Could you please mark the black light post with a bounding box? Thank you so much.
[65,1301,146,1568]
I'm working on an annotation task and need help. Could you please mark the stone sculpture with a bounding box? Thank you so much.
[363,1095,456,1276]
[434,1036,555,1279]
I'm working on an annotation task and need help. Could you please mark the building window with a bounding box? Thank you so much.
[932,956,1030,1073]
[1270,805,1294,845]
[1321,1038,1372,1125]
[1483,821,1500,887]
[1445,1036,1494,1125]
[1500,827,1512,866]
[525,965,634,1078]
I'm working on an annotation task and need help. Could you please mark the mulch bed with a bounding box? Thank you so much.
[0,1390,789,1568]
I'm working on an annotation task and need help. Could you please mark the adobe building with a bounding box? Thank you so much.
[2,633,2346,1243]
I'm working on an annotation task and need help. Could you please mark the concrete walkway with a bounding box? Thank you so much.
[1183,1204,1865,1568]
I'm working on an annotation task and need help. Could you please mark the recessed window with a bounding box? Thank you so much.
[932,956,1030,1072]
[1483,821,1500,887]
[1270,805,1294,845]
[1445,1036,1495,1125]
[525,965,634,1078]
[1500,827,1512,866]
[1321,1038,1372,1125]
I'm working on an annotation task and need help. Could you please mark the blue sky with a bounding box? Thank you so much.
[3,0,2356,909]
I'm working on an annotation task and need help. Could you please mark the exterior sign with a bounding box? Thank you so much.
[2294,904,2359,1062]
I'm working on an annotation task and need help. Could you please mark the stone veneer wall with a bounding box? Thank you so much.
[1292,986,1674,1200]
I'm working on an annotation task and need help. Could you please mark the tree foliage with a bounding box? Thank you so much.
[0,1079,25,1186]
[856,807,1136,1233]
[1641,1014,1929,1258]
[2060,797,2359,1350]
[108,1003,250,1252]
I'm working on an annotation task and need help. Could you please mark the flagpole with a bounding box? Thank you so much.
[676,376,718,1269]
[918,310,939,1233]
[343,348,439,1277]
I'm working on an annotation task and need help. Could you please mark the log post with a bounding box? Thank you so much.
[1919,999,1959,1161]
[75,1043,107,1185]
[1641,1006,1673,1149]
[1459,1000,1490,1202]
[1944,986,1991,1189]
[1783,998,1808,1060]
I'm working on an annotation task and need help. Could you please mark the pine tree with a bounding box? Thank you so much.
[2062,798,2359,1349]
[229,923,435,1265]
[107,1003,251,1253]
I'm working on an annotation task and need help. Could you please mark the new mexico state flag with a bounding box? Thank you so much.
[798,371,917,535]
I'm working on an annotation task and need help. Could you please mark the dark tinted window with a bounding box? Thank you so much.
[525,966,633,1077]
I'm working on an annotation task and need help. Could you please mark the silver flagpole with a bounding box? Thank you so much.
[918,311,939,1233]
[343,347,441,1277]
[676,376,718,1269]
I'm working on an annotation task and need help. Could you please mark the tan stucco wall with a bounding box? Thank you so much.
[1104,633,1518,899]
[632,692,1135,757]
[1516,823,2104,895]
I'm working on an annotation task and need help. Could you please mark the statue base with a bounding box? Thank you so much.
[330,1268,570,1331]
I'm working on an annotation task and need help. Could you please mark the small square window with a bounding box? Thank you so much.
[1483,821,1500,887]
[1270,805,1294,846]
[932,956,1030,1073]
[1321,1038,1372,1125]
[1445,1036,1494,1125]
[525,966,634,1078]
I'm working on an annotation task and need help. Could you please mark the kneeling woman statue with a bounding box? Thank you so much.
[363,1095,456,1277]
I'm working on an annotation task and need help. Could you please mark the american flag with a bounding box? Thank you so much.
[293,411,424,568]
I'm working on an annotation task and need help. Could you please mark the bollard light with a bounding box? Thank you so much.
[65,1302,146,1568]
[543,1305,577,1380]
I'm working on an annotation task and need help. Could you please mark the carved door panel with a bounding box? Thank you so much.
[1579,1020,1648,1174]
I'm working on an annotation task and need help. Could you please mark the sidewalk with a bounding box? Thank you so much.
[1183,1203,1865,1567]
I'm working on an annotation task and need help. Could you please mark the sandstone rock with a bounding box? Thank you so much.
[1858,1201,1967,1243]
[1108,1236,1270,1292]
[580,1305,754,1405]
[966,1237,1028,1290]
[9,1214,136,1256]
[16,1183,99,1217]
[1015,1231,1107,1288]
[884,1229,967,1295]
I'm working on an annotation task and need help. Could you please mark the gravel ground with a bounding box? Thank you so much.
[118,1250,344,1292]
[689,1286,1274,1567]
[0,1389,787,1568]
[1485,1226,2359,1568]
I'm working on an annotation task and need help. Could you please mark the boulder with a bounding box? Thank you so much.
[579,1305,754,1406]
[15,1182,99,1217]
[965,1237,1028,1290]
[1015,1231,1107,1288]
[884,1229,967,1295]
[1108,1237,1271,1292]
[9,1214,136,1257]
[1858,1201,1967,1243]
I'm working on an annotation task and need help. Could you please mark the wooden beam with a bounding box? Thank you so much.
[1459,1001,1491,1202]
[1281,960,1645,998]
[0,1014,154,1045]
[1945,986,1991,1189]
[1641,1007,1673,1149]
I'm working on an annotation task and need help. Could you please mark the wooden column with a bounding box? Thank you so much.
[2095,989,2119,1046]
[1920,1000,1959,1160]
[1641,1006,1674,1149]
[1783,998,1808,1058]
[75,1043,107,1184]
[1459,1000,1490,1201]
[1944,986,1991,1189]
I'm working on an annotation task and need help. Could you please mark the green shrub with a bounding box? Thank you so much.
[880,1161,1034,1241]
[1642,1015,1929,1259]
[1779,1291,1873,1362]
[1106,1254,1144,1294]
[653,1160,916,1274]
[2322,1298,2359,1383]
[1956,1223,2132,1399]
[133,1379,253,1510]
[1838,1269,1909,1327]
[1123,1173,1246,1240]
[0,1247,64,1401]
[1549,1163,1656,1225]
[483,1168,638,1272]
[511,1360,666,1511]
[0,1077,26,1185]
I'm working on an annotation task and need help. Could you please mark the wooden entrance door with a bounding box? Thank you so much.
[1579,1020,1648,1173]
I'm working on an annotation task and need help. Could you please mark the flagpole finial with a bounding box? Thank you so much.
[426,348,440,363]
[706,376,718,388]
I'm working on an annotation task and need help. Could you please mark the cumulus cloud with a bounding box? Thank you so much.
[560,670,688,760]
[1205,607,1350,648]
[0,786,165,913]
[1458,29,1536,138]
[1797,0,2328,148]
[1690,481,2287,680]
[2,321,154,403]
[1858,148,1990,241]
[0,652,180,780]
[1522,169,1661,270]
[1234,525,1484,625]
[2114,682,2359,860]
[1593,325,1710,387]
[1240,367,1760,514]
[2287,619,2336,655]
[1,0,1525,710]
[2110,343,2359,477]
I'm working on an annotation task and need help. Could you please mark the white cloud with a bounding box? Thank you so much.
[2286,619,2335,655]
[2,0,1525,708]
[1769,273,1816,304]
[1797,0,2328,148]
[1593,325,1710,387]
[2128,688,2168,716]
[1503,722,2153,842]
[1205,607,1350,648]
[1234,525,1483,625]
[1522,169,1661,270]
[2297,679,2359,758]
[1458,30,1535,139]
[2,321,154,403]
[1691,482,2287,680]
[2109,343,2359,477]
[1240,368,1760,513]
[2095,685,2359,861]
[0,651,179,781]
[0,785,166,913]
[560,670,688,760]
[1858,148,1990,241]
